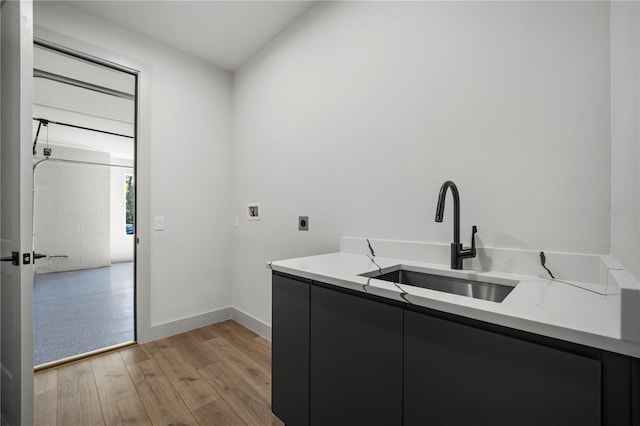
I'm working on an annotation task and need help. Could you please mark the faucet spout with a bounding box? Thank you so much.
[434,180,477,270]
[435,180,460,244]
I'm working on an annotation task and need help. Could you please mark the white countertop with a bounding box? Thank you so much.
[271,252,640,358]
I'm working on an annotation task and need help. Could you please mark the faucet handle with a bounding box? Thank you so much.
[469,225,477,255]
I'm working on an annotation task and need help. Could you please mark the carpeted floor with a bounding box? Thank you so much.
[34,262,134,366]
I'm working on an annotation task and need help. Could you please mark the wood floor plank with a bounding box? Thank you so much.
[34,322,277,426]
[57,360,105,426]
[253,336,271,350]
[35,369,58,395]
[102,393,152,426]
[186,324,220,343]
[226,320,258,335]
[35,370,58,426]
[35,389,58,426]
[223,321,266,343]
[192,398,248,426]
[169,331,221,370]
[204,337,271,402]
[144,341,160,354]
[199,362,280,426]
[127,358,198,426]
[119,345,151,367]
[210,322,271,373]
[151,338,219,411]
[173,378,221,414]
[150,338,200,384]
[148,337,172,351]
[92,351,136,406]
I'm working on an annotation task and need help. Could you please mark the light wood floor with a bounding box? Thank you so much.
[34,320,285,426]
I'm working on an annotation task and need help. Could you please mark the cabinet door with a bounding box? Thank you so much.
[272,273,310,425]
[310,285,403,426]
[404,310,601,426]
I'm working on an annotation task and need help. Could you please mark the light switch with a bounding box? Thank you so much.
[154,216,165,231]
[233,216,239,229]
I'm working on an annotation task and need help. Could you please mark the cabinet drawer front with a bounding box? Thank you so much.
[404,310,601,426]
[310,285,403,426]
[272,274,310,425]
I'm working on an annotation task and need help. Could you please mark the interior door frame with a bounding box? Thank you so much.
[1,1,34,425]
[33,27,152,344]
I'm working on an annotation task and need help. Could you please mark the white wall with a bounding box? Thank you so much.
[232,1,612,325]
[33,1,634,338]
[34,146,111,274]
[35,150,135,270]
[611,1,640,281]
[110,161,135,263]
[35,2,233,331]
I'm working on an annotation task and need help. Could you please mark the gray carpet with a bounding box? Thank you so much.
[34,262,134,366]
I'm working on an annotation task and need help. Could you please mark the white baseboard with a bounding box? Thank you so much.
[145,306,273,343]
[232,307,272,341]
[148,307,232,341]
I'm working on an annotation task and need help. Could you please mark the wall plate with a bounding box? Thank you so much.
[154,216,165,231]
[248,203,261,221]
[299,216,309,231]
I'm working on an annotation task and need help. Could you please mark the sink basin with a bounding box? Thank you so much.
[360,266,517,303]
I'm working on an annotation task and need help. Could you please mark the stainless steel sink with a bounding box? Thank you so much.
[360,266,517,303]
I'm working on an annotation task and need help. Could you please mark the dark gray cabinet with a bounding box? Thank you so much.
[310,284,403,426]
[272,273,310,425]
[272,271,640,426]
[404,309,601,426]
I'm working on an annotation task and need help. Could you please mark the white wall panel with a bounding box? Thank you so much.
[232,1,612,325]
[35,1,233,329]
[33,146,111,273]
[611,1,640,281]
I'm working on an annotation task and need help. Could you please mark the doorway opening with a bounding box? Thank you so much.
[32,40,138,368]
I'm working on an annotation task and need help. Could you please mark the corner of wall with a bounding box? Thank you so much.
[610,0,640,281]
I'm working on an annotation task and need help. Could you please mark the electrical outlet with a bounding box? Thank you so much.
[299,216,309,231]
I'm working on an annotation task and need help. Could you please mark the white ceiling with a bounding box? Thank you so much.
[65,0,317,71]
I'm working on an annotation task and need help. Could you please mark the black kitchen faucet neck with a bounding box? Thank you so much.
[435,180,477,270]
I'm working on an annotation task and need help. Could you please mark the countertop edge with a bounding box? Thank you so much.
[270,257,640,359]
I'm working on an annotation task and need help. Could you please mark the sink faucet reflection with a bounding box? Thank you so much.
[435,180,477,270]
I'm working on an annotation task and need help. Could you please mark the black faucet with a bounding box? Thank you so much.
[435,180,477,270]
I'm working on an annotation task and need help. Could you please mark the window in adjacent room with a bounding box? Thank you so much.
[125,174,134,234]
